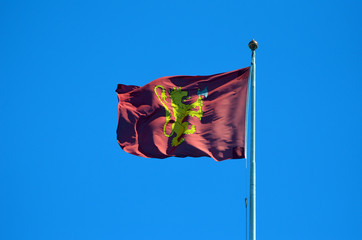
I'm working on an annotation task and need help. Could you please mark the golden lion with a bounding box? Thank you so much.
[154,85,203,146]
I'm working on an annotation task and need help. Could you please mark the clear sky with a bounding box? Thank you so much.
[1,0,361,239]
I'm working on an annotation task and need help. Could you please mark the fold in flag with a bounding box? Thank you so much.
[116,67,250,161]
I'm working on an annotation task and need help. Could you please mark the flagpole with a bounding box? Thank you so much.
[248,39,258,240]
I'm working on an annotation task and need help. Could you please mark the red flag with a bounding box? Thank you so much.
[116,67,250,161]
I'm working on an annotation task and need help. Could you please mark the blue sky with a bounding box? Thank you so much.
[1,0,361,239]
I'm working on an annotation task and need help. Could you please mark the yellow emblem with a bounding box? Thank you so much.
[154,85,204,147]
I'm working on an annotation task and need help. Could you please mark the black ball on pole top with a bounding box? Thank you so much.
[248,39,258,51]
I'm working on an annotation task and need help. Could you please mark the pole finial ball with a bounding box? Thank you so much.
[248,39,258,51]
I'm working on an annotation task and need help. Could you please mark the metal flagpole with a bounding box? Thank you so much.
[248,39,258,240]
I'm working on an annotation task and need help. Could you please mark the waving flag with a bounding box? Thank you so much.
[116,67,250,161]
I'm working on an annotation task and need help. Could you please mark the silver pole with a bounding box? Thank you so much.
[248,39,258,240]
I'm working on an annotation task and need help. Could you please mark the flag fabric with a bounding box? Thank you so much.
[116,67,250,161]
